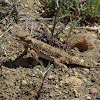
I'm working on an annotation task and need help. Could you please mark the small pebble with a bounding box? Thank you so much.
[63,96,67,99]
[48,75,55,80]
[77,74,82,79]
[31,74,36,77]
[99,88,100,92]
[16,86,20,90]
[36,65,41,69]
[82,71,88,75]
[49,92,55,98]
[84,69,90,73]
[90,68,96,71]
[72,99,79,100]
[73,89,80,98]
[25,4,28,7]
[80,59,84,63]
[48,25,53,28]
[86,96,91,100]
[91,77,96,82]
[55,84,59,88]
[30,91,35,95]
[83,79,87,83]
[82,69,90,75]
[21,80,28,85]
[90,88,98,94]
[97,92,100,99]
[60,76,82,88]
[11,69,16,72]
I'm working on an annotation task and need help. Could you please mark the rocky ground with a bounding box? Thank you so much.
[0,0,100,100]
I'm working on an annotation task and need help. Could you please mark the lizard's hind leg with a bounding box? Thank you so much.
[54,58,68,68]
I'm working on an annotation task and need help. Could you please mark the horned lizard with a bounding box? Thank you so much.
[16,30,100,68]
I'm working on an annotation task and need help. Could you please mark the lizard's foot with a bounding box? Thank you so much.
[54,59,68,68]
[32,59,38,66]
[54,62,67,68]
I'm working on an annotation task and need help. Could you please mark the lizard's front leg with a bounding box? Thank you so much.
[30,49,38,66]
[20,42,29,57]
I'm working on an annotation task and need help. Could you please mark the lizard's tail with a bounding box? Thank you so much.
[68,57,99,68]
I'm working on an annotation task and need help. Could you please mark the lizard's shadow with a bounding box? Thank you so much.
[3,52,87,69]
[3,56,50,68]
[67,64,86,68]
[3,57,34,68]
[3,59,88,69]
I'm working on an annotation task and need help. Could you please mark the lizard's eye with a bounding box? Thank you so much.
[25,35,28,38]
[25,35,30,38]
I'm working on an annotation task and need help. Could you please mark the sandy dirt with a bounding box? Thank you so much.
[0,0,100,100]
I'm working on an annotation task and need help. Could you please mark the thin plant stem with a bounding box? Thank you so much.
[51,0,65,38]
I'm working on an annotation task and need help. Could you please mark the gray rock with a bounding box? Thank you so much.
[91,77,96,82]
[16,86,20,90]
[49,92,55,98]
[63,96,67,99]
[82,69,89,75]
[84,69,90,73]
[82,71,88,76]
[86,81,93,87]
[99,88,100,92]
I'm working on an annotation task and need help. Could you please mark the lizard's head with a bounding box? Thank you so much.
[16,30,32,43]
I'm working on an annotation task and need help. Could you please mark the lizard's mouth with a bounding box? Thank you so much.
[16,36,24,41]
[16,36,19,39]
[24,37,32,43]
